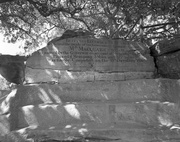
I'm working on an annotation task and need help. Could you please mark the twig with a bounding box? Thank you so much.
[5,21,36,42]
[27,0,70,17]
[0,0,14,4]
[143,21,180,29]
[69,16,92,31]
[124,15,142,39]
[38,25,56,36]
[79,12,105,18]
[111,23,125,38]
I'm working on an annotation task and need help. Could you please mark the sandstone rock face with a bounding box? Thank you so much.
[3,35,180,142]
[26,37,155,83]
[25,67,154,83]
[0,55,27,141]
[26,38,155,72]
[11,128,179,142]
[8,79,180,106]
[18,102,180,130]
[0,89,16,141]
[1,79,180,141]
[0,75,12,90]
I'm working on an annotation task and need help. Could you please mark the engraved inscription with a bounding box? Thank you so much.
[44,38,146,64]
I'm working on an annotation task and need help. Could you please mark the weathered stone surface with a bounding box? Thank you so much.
[0,75,12,90]
[2,79,180,141]
[25,67,154,83]
[26,37,155,72]
[4,79,180,131]
[1,131,28,142]
[7,79,180,106]
[25,67,60,83]
[0,115,10,137]
[25,67,95,83]
[94,72,154,81]
[58,71,95,83]
[7,101,179,142]
[2,127,180,142]
[17,102,180,129]
[150,38,180,56]
[156,51,180,78]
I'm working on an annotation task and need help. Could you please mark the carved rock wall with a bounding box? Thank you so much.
[1,34,180,142]
[25,37,155,83]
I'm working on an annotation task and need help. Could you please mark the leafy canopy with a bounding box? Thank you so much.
[0,0,180,51]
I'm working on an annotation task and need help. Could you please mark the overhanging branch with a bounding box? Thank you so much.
[143,21,180,29]
[0,0,14,4]
[124,15,142,39]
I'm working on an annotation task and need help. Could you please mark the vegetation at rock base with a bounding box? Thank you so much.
[0,0,180,51]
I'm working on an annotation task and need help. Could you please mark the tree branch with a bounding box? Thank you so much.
[143,21,180,29]
[80,12,105,18]
[124,15,142,39]
[111,23,125,38]
[26,0,83,17]
[0,0,14,4]
[38,25,56,37]
[2,14,32,27]
[5,21,36,41]
[69,16,92,32]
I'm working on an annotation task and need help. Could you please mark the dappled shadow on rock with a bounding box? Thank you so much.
[1,79,180,141]
[3,35,180,142]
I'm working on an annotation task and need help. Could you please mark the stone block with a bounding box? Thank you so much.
[0,75,12,90]
[0,89,18,115]
[7,79,180,106]
[25,67,59,83]
[94,72,154,81]
[17,102,180,130]
[25,66,154,83]
[150,38,180,56]
[0,115,10,136]
[0,131,28,142]
[25,68,95,83]
[156,51,180,78]
[26,37,155,72]
[17,128,180,142]
[58,71,94,83]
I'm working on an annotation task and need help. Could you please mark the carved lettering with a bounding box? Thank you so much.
[39,38,152,71]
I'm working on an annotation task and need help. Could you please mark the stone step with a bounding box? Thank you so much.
[2,125,180,142]
[16,102,180,130]
[9,79,180,107]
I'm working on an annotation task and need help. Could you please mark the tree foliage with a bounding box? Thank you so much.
[0,0,180,51]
